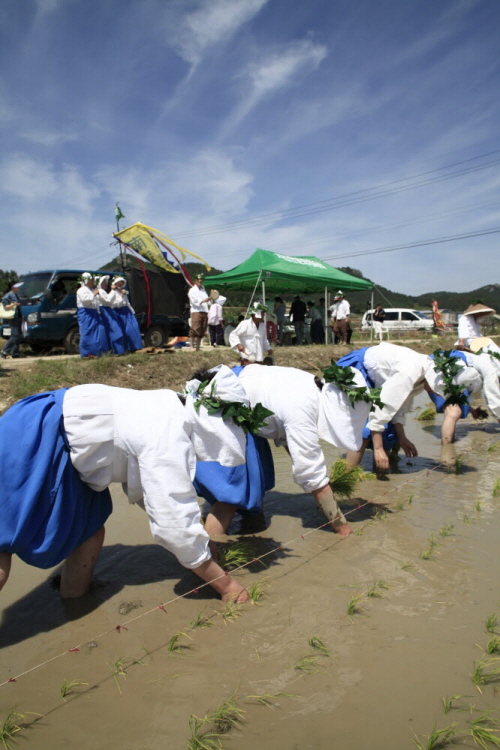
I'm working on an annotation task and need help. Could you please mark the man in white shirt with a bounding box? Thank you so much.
[329,290,351,344]
[229,304,272,364]
[188,274,210,351]
[456,303,495,348]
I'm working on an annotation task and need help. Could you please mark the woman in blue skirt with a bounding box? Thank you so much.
[109,277,143,352]
[96,276,126,355]
[76,273,109,357]
[0,367,261,603]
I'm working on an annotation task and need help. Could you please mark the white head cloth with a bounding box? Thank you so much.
[425,361,482,397]
[184,364,248,466]
[80,272,93,286]
[98,275,109,288]
[112,276,126,287]
[317,367,371,452]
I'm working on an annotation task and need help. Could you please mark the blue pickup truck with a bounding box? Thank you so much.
[0,266,189,353]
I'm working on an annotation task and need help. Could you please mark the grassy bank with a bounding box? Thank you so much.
[0,334,464,414]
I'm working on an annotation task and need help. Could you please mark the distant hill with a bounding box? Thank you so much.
[97,256,499,314]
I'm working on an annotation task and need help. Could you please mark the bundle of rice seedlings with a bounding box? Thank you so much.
[417,405,437,421]
[329,459,374,498]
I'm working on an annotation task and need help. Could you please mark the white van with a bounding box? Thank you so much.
[361,308,434,332]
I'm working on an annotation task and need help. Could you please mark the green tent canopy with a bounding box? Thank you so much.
[207,248,373,294]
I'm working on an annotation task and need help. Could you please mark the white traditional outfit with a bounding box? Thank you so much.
[207,294,227,347]
[455,303,495,347]
[188,281,209,350]
[229,316,271,363]
[76,275,109,357]
[427,350,500,419]
[109,277,143,352]
[96,276,125,355]
[0,366,248,572]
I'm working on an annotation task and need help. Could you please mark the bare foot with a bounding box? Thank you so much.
[221,585,249,604]
[333,522,352,537]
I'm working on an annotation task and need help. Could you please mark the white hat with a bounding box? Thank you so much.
[98,275,109,287]
[80,272,93,286]
[12,282,23,289]
[184,364,248,466]
[112,276,126,287]
[317,367,371,452]
[425,360,482,397]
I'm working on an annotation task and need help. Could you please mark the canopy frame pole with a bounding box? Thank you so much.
[370,290,374,343]
[261,279,266,306]
[246,270,263,316]
[324,285,328,345]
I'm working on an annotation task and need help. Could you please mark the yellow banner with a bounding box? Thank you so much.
[114,222,211,273]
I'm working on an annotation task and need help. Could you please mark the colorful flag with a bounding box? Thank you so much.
[115,204,125,222]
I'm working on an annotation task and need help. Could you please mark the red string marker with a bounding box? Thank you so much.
[158,604,166,612]
[68,648,80,653]
[116,625,128,633]
[8,678,16,683]
[193,589,199,595]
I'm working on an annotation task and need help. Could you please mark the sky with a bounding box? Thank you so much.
[1,0,499,295]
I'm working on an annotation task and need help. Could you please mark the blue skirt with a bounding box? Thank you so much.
[100,306,126,355]
[0,390,112,568]
[336,348,373,385]
[77,308,109,357]
[116,307,143,352]
[193,434,275,515]
[362,421,398,450]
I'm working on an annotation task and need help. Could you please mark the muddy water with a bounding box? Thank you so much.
[1,394,500,749]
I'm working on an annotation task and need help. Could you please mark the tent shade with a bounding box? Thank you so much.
[207,248,373,294]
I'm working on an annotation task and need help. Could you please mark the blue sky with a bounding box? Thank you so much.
[1,0,499,295]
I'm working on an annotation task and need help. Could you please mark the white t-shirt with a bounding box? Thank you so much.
[188,285,209,313]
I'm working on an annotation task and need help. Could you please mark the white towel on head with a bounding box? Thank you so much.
[317,367,371,452]
[184,364,248,466]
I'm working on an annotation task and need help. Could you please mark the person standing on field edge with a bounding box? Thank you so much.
[188,274,210,351]
[1,281,23,359]
[290,295,307,345]
[329,290,351,345]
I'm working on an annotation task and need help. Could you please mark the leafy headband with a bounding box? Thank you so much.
[432,349,469,407]
[193,380,274,435]
[321,360,384,411]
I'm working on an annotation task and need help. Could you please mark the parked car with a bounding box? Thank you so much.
[361,308,434,332]
[0,266,189,354]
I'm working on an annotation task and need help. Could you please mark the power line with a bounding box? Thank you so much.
[170,150,500,240]
[320,226,500,262]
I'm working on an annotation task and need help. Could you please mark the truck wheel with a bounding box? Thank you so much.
[64,326,80,354]
[144,326,167,347]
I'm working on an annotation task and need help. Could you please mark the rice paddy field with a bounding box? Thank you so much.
[1,341,500,749]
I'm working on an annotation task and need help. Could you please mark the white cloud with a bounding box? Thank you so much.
[18,126,78,147]
[170,0,269,67]
[222,38,328,133]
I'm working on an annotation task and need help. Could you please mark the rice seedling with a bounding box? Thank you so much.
[308,635,330,657]
[455,455,464,474]
[366,579,390,598]
[417,406,436,421]
[247,578,271,605]
[441,694,468,713]
[347,593,365,617]
[217,542,254,570]
[471,657,500,692]
[355,522,373,536]
[245,692,293,708]
[0,711,28,750]
[221,601,243,626]
[294,652,323,674]
[462,514,474,524]
[187,716,222,750]
[393,499,406,511]
[438,523,455,538]
[412,723,457,749]
[486,614,499,634]
[486,637,500,654]
[467,711,500,749]
[60,678,88,701]
[206,693,245,733]
[493,479,500,498]
[167,631,191,655]
[475,500,482,512]
[190,608,214,629]
[487,442,500,452]
[402,561,417,571]
[420,535,439,560]
[329,459,373,498]
[374,507,389,521]
[108,658,127,695]
[407,494,414,505]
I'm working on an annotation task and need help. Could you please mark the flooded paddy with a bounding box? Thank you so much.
[1,392,500,749]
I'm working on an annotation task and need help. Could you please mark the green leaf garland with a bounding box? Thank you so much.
[193,380,274,435]
[321,360,384,411]
[432,349,469,407]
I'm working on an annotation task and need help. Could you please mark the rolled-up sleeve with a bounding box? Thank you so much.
[284,415,328,493]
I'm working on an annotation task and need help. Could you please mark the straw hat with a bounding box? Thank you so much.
[209,289,220,300]
[463,303,495,317]
[469,336,495,353]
